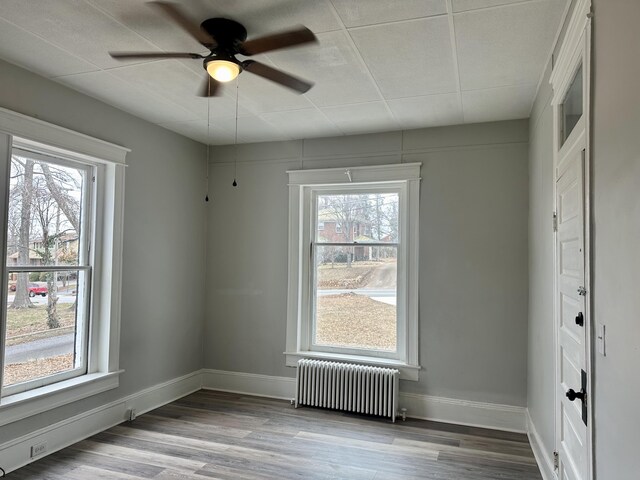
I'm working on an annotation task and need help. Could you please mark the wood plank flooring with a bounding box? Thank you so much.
[8,390,542,479]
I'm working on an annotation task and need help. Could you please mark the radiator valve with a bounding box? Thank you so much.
[400,408,407,421]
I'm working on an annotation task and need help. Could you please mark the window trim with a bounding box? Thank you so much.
[0,107,128,425]
[285,163,421,381]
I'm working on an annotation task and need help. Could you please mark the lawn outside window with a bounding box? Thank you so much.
[0,107,127,425]
[285,163,421,380]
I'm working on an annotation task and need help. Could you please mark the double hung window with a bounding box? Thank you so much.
[0,108,127,424]
[285,164,421,380]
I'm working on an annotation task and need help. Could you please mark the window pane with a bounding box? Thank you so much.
[317,193,399,243]
[314,246,397,352]
[4,270,85,387]
[7,151,85,268]
[561,65,583,145]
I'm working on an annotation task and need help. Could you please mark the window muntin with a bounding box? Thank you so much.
[2,147,93,396]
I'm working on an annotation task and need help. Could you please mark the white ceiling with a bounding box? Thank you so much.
[0,0,567,145]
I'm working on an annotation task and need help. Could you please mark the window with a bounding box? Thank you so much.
[561,64,583,146]
[0,107,127,425]
[317,221,325,231]
[335,223,342,233]
[3,149,91,395]
[285,164,421,380]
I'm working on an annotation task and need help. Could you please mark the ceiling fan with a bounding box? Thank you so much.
[109,1,318,97]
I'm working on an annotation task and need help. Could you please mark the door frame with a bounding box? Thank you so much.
[549,0,593,478]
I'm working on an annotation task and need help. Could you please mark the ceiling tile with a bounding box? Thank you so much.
[452,0,531,13]
[261,108,342,139]
[455,0,565,90]
[321,102,398,134]
[332,0,447,27]
[388,94,463,129]
[58,71,197,124]
[235,65,315,115]
[0,0,158,69]
[86,0,207,54]
[349,17,457,98]
[0,18,98,78]
[462,84,537,123]
[267,30,382,107]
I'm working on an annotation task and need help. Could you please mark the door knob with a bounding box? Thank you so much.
[575,312,584,327]
[566,388,586,402]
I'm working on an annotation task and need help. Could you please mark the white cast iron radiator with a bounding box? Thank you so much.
[295,359,399,422]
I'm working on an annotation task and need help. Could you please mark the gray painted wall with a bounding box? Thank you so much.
[527,60,556,455]
[0,59,207,443]
[592,1,640,478]
[205,120,530,406]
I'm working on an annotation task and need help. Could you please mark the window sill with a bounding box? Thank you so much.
[284,351,420,381]
[0,370,123,427]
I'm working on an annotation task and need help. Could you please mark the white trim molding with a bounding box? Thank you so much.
[0,107,129,165]
[0,371,202,475]
[201,369,526,433]
[202,369,296,400]
[0,107,128,422]
[285,163,421,380]
[527,410,557,480]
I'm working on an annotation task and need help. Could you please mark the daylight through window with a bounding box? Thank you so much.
[3,149,92,394]
[313,192,399,354]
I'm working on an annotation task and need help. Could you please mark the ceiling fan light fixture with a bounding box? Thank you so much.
[206,59,240,82]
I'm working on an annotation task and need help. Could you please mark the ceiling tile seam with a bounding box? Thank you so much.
[325,1,397,126]
[446,0,465,122]
[339,13,449,31]
[529,0,573,117]
[0,16,102,76]
[452,0,551,17]
[460,82,540,93]
[452,0,535,14]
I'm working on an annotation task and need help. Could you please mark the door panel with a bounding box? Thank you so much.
[556,149,587,480]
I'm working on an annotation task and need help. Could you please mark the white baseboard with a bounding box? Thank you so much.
[400,392,527,433]
[202,369,295,400]
[201,369,527,433]
[527,410,557,480]
[0,370,202,475]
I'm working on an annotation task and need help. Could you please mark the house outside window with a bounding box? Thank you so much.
[0,107,127,425]
[285,163,421,380]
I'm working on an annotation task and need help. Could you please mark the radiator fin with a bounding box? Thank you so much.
[295,359,399,421]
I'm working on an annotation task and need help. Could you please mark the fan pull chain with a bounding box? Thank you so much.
[233,79,239,187]
[205,78,211,201]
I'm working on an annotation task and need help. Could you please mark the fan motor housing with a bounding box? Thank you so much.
[200,18,247,49]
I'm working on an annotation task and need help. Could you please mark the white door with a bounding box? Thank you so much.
[555,147,588,480]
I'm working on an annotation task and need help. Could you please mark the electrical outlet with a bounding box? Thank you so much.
[30,441,47,458]
[127,408,137,421]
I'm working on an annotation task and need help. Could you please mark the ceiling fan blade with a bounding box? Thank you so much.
[110,51,204,60]
[242,60,313,94]
[240,27,317,56]
[148,1,216,48]
[199,76,221,97]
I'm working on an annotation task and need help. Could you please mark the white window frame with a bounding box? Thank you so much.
[285,163,421,380]
[0,107,128,426]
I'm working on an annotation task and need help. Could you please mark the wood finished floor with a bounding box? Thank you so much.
[9,390,542,480]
